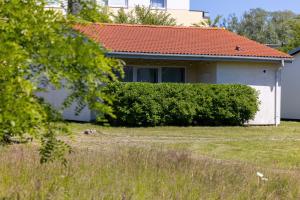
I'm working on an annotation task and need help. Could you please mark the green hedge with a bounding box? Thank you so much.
[105,83,259,126]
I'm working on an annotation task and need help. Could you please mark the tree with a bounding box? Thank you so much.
[223,8,297,45]
[113,8,131,24]
[281,17,300,52]
[193,15,222,27]
[222,14,239,32]
[0,0,123,163]
[67,0,112,22]
[270,11,296,45]
[113,6,177,26]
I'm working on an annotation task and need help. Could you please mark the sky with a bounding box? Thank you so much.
[191,0,300,19]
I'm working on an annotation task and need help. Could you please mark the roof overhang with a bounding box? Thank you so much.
[106,52,293,63]
[289,47,300,56]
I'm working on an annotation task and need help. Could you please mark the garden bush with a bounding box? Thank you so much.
[105,83,259,126]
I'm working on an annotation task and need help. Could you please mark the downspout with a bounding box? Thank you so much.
[275,60,284,126]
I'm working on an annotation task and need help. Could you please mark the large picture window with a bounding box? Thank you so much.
[162,68,185,83]
[122,66,185,83]
[137,68,158,83]
[123,66,133,82]
[151,0,166,8]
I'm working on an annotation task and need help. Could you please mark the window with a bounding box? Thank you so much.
[108,0,127,7]
[123,66,133,82]
[162,68,185,83]
[203,12,210,19]
[151,0,165,8]
[137,68,158,83]
[121,66,185,83]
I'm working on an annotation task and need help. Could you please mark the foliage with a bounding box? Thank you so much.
[67,0,112,22]
[281,17,300,52]
[193,15,222,27]
[113,6,177,26]
[223,8,297,45]
[0,0,123,162]
[104,83,259,126]
[113,8,130,24]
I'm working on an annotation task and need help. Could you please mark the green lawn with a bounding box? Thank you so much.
[1,122,300,199]
[69,121,300,169]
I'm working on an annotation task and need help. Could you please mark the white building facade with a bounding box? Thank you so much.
[40,60,285,125]
[39,23,293,125]
[107,0,208,26]
[282,48,300,120]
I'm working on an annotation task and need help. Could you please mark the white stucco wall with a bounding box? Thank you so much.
[127,0,147,7]
[38,86,93,122]
[282,53,300,119]
[216,62,280,125]
[166,0,189,10]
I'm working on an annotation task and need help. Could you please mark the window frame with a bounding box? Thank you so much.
[123,65,186,83]
[150,0,167,10]
[136,67,159,83]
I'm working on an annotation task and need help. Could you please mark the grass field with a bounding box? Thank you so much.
[1,122,300,199]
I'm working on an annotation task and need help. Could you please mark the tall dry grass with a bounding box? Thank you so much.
[0,144,299,199]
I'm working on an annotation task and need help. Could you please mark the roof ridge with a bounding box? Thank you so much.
[95,23,225,30]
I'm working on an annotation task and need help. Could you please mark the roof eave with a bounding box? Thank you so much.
[106,52,293,63]
[289,47,300,56]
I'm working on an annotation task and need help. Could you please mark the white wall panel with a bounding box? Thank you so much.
[282,53,300,119]
[216,62,279,125]
[37,86,93,122]
[167,0,189,10]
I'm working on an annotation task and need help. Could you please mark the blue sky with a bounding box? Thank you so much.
[191,0,300,19]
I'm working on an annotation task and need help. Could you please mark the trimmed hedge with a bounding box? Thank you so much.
[105,83,259,126]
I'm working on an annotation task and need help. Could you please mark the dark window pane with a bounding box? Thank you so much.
[151,0,165,8]
[162,68,185,83]
[123,66,133,82]
[137,68,158,83]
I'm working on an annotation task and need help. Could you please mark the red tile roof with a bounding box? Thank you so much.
[73,23,292,59]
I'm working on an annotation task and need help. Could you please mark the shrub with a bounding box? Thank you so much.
[105,83,259,126]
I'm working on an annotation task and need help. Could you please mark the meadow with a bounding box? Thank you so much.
[1,122,300,199]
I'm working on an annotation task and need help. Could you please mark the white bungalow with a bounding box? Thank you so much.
[40,24,293,125]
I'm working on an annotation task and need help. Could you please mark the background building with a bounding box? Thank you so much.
[282,48,300,120]
[45,0,209,26]
[45,0,68,14]
[105,0,208,26]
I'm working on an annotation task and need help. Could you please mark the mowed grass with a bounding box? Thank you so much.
[69,121,300,169]
[1,121,300,199]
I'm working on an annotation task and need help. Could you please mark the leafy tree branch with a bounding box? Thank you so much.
[0,0,123,163]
